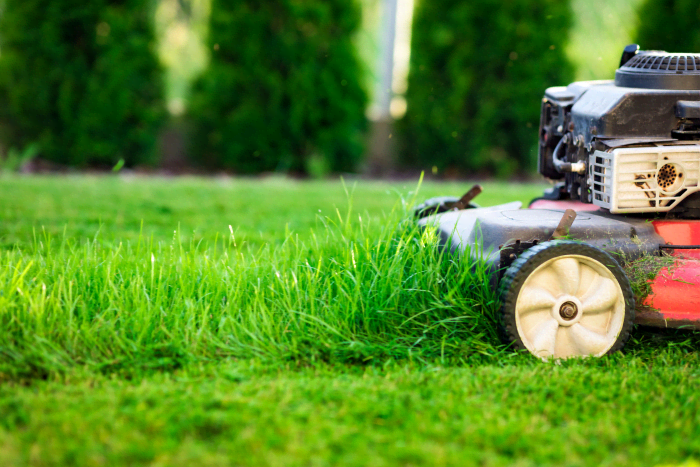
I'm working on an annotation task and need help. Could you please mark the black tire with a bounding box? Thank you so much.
[413,196,478,219]
[527,197,546,208]
[498,240,635,359]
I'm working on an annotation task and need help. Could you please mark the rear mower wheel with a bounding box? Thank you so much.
[498,240,635,360]
[414,196,479,218]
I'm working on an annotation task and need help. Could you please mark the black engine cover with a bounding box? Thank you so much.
[615,52,700,90]
[538,48,700,205]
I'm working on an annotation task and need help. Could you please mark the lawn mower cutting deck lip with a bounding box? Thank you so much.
[416,44,700,359]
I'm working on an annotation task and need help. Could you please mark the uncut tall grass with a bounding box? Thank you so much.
[0,196,503,379]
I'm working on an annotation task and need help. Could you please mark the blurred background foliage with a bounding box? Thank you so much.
[402,0,573,177]
[0,0,693,176]
[566,0,645,81]
[0,0,165,167]
[155,0,210,117]
[187,0,368,174]
[634,0,700,52]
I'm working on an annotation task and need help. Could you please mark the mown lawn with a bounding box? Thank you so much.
[1,175,699,467]
[0,175,545,248]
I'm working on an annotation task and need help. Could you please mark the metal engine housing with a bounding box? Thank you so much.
[538,46,700,215]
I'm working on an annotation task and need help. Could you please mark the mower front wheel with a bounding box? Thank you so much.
[498,241,635,360]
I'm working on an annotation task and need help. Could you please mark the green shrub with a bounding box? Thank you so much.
[402,0,574,176]
[188,0,368,174]
[0,0,165,167]
[635,0,700,51]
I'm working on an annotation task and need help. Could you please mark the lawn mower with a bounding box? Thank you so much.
[417,45,700,359]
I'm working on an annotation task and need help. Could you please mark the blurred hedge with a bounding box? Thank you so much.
[0,0,165,167]
[402,0,574,177]
[188,0,367,174]
[635,0,700,51]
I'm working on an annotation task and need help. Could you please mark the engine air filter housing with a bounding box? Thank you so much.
[616,52,700,90]
[590,145,700,213]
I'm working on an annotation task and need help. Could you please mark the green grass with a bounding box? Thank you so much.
[2,358,700,467]
[0,175,545,248]
[1,175,699,466]
[2,175,541,378]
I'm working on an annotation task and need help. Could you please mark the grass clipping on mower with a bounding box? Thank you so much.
[622,253,676,305]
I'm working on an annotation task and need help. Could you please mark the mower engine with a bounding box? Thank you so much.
[539,44,700,215]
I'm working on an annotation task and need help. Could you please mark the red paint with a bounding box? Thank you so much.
[652,219,700,245]
[640,220,700,325]
[652,220,700,259]
[642,257,700,322]
[529,199,601,211]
